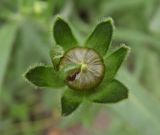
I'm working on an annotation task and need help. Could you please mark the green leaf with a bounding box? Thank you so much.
[115,28,160,51]
[24,65,64,88]
[112,69,160,135]
[89,79,128,103]
[53,16,78,51]
[61,88,83,116]
[85,18,114,56]
[104,45,130,82]
[50,45,64,70]
[0,23,17,91]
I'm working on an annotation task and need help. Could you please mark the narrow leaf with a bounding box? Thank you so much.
[53,16,78,51]
[112,69,160,135]
[89,79,128,103]
[104,45,130,82]
[24,65,64,88]
[61,88,83,116]
[85,18,114,56]
[0,23,17,91]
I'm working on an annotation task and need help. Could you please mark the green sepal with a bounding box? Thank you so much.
[59,63,81,81]
[85,17,114,56]
[53,16,78,51]
[104,44,130,82]
[88,79,128,103]
[50,45,64,70]
[24,65,65,88]
[61,88,83,116]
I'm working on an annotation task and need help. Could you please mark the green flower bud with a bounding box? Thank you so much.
[24,16,130,116]
[59,47,105,90]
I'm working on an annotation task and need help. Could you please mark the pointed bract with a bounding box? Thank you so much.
[89,79,128,103]
[104,44,130,82]
[50,45,64,70]
[61,88,83,116]
[85,17,114,56]
[53,16,78,51]
[24,65,64,88]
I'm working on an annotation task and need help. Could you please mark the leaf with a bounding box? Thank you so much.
[24,65,64,88]
[115,28,160,51]
[61,88,83,116]
[89,79,128,103]
[104,45,130,82]
[53,16,78,51]
[100,0,144,14]
[110,69,160,135]
[85,18,114,56]
[0,23,18,91]
[50,45,64,70]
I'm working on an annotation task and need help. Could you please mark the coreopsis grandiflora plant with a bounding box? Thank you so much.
[24,16,130,116]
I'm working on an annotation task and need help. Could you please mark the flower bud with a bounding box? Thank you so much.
[59,47,105,90]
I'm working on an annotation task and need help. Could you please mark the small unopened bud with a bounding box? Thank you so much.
[59,47,105,90]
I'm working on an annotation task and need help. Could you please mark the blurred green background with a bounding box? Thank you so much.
[0,0,160,135]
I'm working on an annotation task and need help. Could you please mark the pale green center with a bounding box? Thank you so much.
[81,63,88,72]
